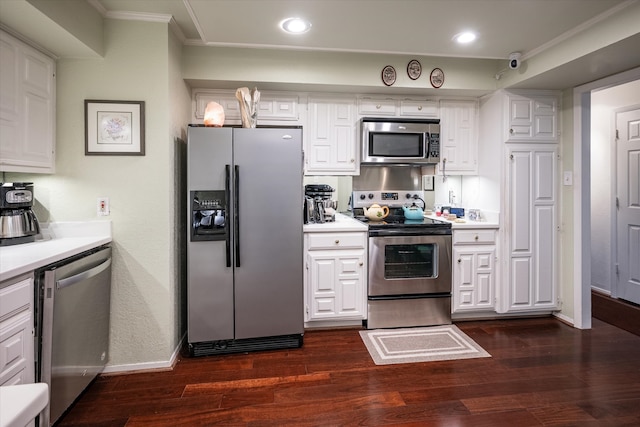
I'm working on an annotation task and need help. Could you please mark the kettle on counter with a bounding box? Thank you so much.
[363,203,389,221]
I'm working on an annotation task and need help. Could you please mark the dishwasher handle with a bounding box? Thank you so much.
[56,257,112,290]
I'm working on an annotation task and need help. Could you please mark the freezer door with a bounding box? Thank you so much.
[232,128,304,339]
[187,127,234,342]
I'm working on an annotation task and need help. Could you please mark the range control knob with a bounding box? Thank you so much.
[368,193,374,199]
[406,193,412,199]
[359,194,366,200]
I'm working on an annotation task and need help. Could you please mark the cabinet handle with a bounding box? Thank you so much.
[457,259,461,263]
[474,235,479,241]
[376,104,381,109]
[418,105,423,111]
[335,240,340,244]
[350,159,355,163]
[510,154,514,160]
[509,128,514,134]
[359,262,363,266]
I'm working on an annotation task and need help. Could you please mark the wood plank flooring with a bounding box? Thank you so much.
[56,317,640,426]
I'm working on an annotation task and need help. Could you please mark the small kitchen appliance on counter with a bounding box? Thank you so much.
[304,184,337,223]
[0,182,40,246]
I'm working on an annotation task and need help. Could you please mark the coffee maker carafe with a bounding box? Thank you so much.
[0,182,41,246]
[304,184,337,223]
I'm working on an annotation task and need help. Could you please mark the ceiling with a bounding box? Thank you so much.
[93,0,628,60]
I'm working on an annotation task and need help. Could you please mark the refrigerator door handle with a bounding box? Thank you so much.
[225,164,231,267]
[234,164,241,267]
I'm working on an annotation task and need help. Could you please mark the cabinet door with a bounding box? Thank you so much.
[0,30,55,173]
[306,97,358,175]
[357,97,397,116]
[503,145,558,312]
[0,275,35,386]
[505,93,558,142]
[307,250,365,320]
[193,90,299,125]
[453,245,495,312]
[440,100,478,174]
[399,99,438,118]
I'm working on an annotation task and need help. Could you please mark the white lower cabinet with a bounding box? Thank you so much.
[0,273,35,386]
[452,229,497,313]
[304,231,367,322]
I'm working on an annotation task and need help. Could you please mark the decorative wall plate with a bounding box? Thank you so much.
[381,65,396,86]
[430,68,445,88]
[407,60,421,80]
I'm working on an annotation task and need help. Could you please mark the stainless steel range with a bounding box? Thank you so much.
[352,190,452,329]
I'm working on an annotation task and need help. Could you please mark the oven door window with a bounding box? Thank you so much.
[369,132,425,157]
[384,243,437,279]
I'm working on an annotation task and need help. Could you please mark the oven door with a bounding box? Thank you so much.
[368,234,452,296]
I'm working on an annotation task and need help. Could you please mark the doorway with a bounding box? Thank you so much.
[573,68,640,329]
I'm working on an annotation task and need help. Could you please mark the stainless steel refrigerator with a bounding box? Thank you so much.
[187,126,304,356]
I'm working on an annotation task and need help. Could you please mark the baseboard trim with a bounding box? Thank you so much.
[592,291,640,337]
[102,332,186,375]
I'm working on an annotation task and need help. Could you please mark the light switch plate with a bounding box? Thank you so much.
[563,171,573,186]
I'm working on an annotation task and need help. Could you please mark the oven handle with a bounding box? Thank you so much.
[368,229,452,237]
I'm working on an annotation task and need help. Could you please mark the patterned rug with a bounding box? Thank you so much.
[359,325,491,365]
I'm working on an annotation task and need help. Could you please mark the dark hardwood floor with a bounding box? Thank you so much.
[56,317,640,426]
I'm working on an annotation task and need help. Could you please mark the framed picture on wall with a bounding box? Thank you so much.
[85,100,145,155]
[423,175,435,191]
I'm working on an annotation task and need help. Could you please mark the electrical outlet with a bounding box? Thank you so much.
[97,197,110,216]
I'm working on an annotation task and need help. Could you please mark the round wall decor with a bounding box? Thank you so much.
[381,65,396,86]
[407,60,422,80]
[430,68,445,88]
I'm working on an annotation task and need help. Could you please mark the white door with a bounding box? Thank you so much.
[616,107,640,304]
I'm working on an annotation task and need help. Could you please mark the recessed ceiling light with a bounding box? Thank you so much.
[280,17,311,34]
[454,32,477,44]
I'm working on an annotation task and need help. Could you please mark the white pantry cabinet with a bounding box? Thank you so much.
[305,96,358,175]
[304,231,367,322]
[439,99,478,175]
[505,92,558,142]
[452,229,498,313]
[500,144,559,313]
[0,273,35,386]
[0,30,56,173]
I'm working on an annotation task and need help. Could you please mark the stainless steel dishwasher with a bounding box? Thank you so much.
[35,245,112,426]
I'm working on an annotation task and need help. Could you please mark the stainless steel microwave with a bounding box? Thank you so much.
[360,117,440,164]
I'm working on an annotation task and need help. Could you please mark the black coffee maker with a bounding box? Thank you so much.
[304,184,337,223]
[0,182,41,246]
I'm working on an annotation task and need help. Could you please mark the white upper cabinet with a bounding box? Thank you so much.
[505,92,558,142]
[305,95,358,175]
[192,89,300,125]
[439,99,478,174]
[357,96,438,118]
[0,30,56,173]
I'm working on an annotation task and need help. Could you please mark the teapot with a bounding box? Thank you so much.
[363,203,389,221]
[402,202,424,220]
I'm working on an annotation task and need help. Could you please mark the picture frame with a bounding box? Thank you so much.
[423,175,435,191]
[429,68,445,88]
[407,59,422,80]
[85,100,145,155]
[381,65,396,86]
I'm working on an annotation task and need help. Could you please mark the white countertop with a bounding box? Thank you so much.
[303,212,368,233]
[0,221,112,283]
[425,214,499,229]
[0,383,49,427]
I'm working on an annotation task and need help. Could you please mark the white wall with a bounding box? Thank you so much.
[9,19,191,370]
[590,80,640,294]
